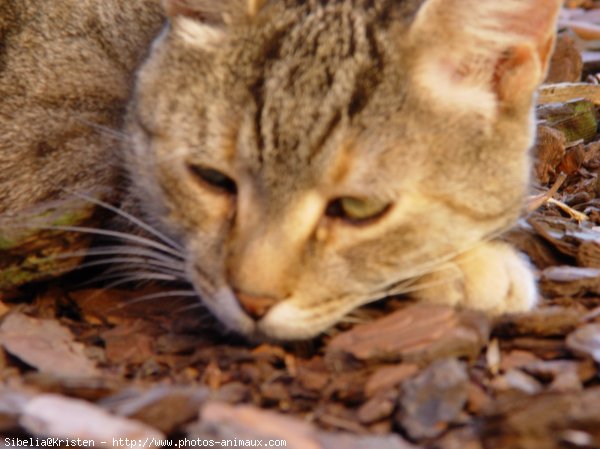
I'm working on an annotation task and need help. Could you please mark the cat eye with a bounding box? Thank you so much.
[187,164,237,195]
[325,197,391,223]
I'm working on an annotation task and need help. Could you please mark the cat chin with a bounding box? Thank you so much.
[258,302,336,341]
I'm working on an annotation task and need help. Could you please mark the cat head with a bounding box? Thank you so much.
[126,0,560,340]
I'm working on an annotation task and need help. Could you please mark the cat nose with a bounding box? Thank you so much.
[234,290,279,320]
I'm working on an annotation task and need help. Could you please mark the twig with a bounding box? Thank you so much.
[546,198,589,223]
[527,172,568,212]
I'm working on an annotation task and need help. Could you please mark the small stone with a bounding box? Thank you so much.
[396,358,469,440]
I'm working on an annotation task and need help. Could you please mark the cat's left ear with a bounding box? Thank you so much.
[409,0,561,112]
[162,0,267,46]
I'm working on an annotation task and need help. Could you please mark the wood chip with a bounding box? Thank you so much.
[0,387,33,433]
[479,388,600,448]
[326,305,489,367]
[567,323,600,362]
[364,364,419,398]
[102,386,209,434]
[101,321,156,365]
[357,391,397,425]
[577,240,600,268]
[493,307,583,338]
[0,313,99,378]
[533,125,567,185]
[499,350,542,372]
[21,394,164,445]
[490,370,544,396]
[538,83,600,105]
[545,31,583,83]
[191,402,416,449]
[541,266,600,296]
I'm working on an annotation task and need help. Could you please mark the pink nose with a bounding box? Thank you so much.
[234,290,279,320]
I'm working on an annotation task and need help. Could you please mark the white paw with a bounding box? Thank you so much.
[414,242,538,315]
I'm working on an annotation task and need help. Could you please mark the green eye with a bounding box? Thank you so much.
[187,164,237,195]
[326,197,391,223]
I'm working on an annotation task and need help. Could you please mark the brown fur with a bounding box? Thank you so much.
[0,0,164,214]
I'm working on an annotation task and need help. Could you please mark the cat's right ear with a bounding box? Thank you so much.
[408,0,561,116]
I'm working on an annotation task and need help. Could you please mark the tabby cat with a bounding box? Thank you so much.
[0,0,561,340]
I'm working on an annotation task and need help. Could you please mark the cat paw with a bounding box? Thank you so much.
[414,242,538,315]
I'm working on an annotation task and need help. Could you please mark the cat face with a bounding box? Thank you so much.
[126,0,560,340]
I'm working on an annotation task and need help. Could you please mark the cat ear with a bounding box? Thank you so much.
[409,0,561,114]
[162,0,267,46]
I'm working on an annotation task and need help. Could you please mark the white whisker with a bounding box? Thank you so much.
[73,258,186,278]
[66,191,184,252]
[338,315,372,325]
[39,225,184,259]
[375,223,516,296]
[109,273,179,286]
[80,269,185,286]
[173,302,208,314]
[121,289,198,306]
[51,246,185,269]
[76,118,130,142]
[383,269,462,298]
